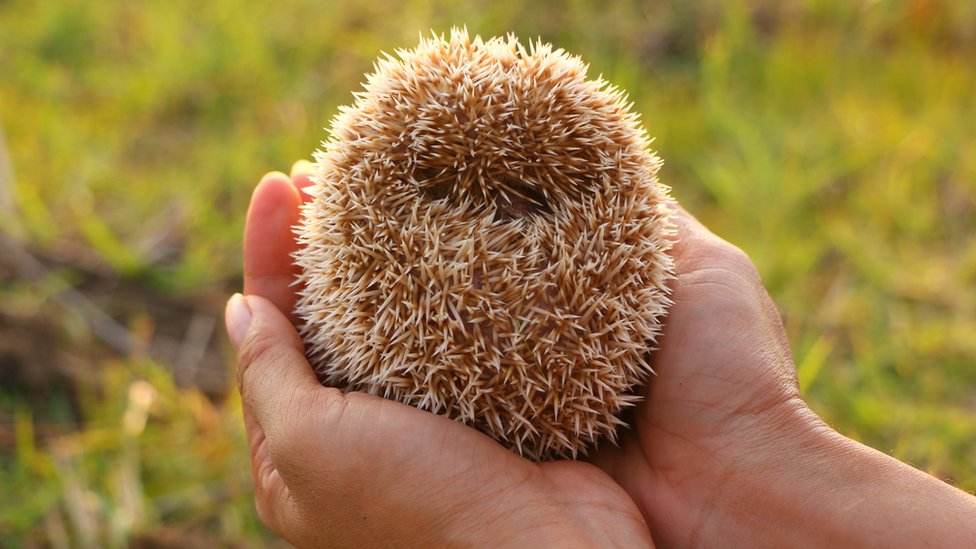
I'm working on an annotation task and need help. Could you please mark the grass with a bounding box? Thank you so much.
[2,0,975,545]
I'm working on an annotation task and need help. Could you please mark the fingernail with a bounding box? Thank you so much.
[225,293,252,348]
[290,159,315,177]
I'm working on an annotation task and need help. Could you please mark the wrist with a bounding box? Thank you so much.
[647,391,840,547]
[699,400,976,547]
[689,398,837,546]
[715,408,856,546]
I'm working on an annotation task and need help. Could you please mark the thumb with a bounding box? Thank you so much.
[224,294,322,430]
[223,295,551,546]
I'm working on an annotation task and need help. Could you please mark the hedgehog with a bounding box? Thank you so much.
[294,28,675,460]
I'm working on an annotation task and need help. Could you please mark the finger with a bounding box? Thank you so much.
[230,297,550,545]
[242,407,272,494]
[232,294,329,481]
[227,294,312,537]
[244,172,303,320]
[231,294,519,473]
[243,406,290,533]
[665,200,750,276]
[233,294,321,418]
[290,159,317,203]
[666,200,718,248]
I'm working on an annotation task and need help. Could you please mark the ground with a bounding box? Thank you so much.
[1,0,975,546]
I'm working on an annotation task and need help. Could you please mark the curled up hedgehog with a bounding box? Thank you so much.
[294,29,675,460]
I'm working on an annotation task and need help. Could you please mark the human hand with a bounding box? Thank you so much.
[227,163,976,548]
[224,163,654,547]
[588,205,976,547]
[587,205,824,545]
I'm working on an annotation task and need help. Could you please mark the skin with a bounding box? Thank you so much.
[226,161,976,547]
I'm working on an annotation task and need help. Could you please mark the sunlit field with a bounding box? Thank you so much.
[2,0,975,545]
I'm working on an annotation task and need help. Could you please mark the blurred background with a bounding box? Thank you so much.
[2,0,975,546]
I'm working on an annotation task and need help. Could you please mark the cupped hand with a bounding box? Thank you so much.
[587,206,825,546]
[225,163,654,548]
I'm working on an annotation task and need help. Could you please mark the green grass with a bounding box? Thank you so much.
[2,0,975,545]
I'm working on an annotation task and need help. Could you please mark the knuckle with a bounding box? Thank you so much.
[715,242,753,271]
[269,388,346,460]
[711,243,762,287]
[238,331,281,370]
[237,333,292,392]
[272,397,315,451]
[681,240,769,309]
